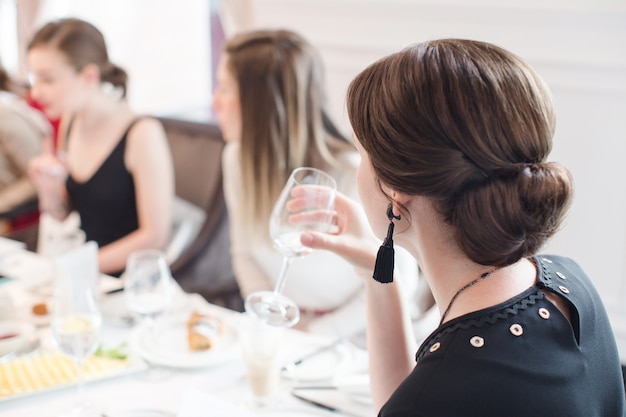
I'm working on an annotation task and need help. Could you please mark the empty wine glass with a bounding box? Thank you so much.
[245,167,337,327]
[124,249,173,336]
[50,272,102,417]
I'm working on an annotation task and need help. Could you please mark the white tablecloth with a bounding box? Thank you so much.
[0,240,374,417]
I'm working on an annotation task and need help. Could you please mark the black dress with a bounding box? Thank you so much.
[66,119,141,276]
[379,255,626,417]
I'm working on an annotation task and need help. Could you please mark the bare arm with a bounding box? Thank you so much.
[97,118,174,274]
[301,192,416,409]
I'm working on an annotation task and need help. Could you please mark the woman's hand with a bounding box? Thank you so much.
[28,143,69,218]
[28,153,67,193]
[300,192,378,274]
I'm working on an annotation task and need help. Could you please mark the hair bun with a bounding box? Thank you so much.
[451,161,573,267]
[101,62,128,98]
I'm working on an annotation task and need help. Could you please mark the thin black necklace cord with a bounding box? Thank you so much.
[439,268,498,326]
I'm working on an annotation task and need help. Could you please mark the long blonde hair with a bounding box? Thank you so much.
[225,29,354,236]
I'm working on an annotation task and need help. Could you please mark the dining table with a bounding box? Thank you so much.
[0,237,375,417]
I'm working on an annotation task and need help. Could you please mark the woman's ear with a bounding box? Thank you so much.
[79,63,101,86]
[390,191,413,218]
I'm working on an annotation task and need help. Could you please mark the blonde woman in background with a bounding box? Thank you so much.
[213,29,421,337]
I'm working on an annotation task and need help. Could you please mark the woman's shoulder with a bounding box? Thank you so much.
[123,116,168,150]
[127,116,166,136]
[335,149,360,168]
[123,115,171,171]
[328,150,360,198]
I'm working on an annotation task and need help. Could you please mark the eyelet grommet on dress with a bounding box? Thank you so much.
[429,342,441,353]
[558,285,570,294]
[470,336,485,348]
[509,324,523,336]
[538,308,550,319]
[556,272,566,280]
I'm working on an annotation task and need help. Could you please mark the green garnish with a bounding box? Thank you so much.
[95,343,128,360]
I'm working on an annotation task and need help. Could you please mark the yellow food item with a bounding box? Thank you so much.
[59,315,93,334]
[0,352,127,398]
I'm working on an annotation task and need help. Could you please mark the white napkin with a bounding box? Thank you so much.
[177,388,255,417]
[0,236,25,260]
[53,241,99,293]
[37,211,86,257]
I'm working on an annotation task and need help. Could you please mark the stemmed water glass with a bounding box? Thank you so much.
[50,272,102,417]
[245,167,337,327]
[124,249,173,336]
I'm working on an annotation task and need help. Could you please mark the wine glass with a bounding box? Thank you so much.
[50,272,102,417]
[124,249,173,336]
[245,167,337,327]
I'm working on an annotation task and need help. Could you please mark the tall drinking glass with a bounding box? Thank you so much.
[50,274,102,417]
[124,249,173,335]
[245,167,337,327]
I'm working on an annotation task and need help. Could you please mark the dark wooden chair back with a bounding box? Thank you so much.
[160,117,242,311]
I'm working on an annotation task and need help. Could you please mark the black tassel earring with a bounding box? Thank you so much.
[373,203,401,284]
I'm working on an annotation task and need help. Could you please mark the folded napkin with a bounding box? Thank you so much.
[292,386,375,417]
[54,241,99,294]
[177,388,255,417]
[37,211,86,257]
[292,373,374,417]
[0,236,25,260]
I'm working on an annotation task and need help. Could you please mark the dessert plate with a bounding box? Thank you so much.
[129,312,239,368]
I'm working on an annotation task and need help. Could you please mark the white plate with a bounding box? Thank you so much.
[130,312,239,368]
[0,251,53,290]
[0,351,147,403]
[0,320,36,356]
[105,410,176,417]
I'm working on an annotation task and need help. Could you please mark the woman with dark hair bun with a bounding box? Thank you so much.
[301,39,625,416]
[26,18,173,276]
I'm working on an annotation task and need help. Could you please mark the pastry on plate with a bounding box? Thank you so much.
[187,311,221,351]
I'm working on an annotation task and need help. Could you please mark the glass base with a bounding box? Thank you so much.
[244,291,300,327]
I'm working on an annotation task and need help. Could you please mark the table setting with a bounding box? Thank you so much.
[0,234,376,417]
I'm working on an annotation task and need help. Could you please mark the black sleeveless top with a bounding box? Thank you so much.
[379,255,625,417]
[66,119,140,255]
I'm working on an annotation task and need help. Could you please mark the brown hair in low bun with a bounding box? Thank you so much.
[347,38,573,267]
[28,18,128,98]
[101,62,128,97]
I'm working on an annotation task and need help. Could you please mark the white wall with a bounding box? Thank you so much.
[33,0,213,116]
[247,0,626,359]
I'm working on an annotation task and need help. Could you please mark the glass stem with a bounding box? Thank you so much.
[273,256,293,295]
[75,358,86,404]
